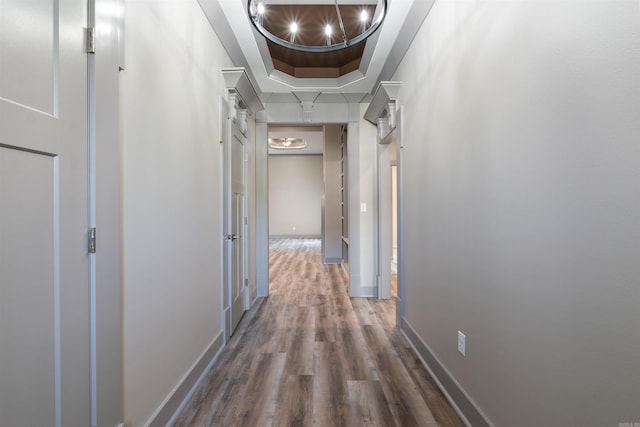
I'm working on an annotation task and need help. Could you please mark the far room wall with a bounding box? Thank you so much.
[269,154,323,237]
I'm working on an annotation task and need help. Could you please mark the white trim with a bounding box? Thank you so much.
[401,318,494,427]
[145,331,225,427]
[394,107,405,323]
[254,116,269,298]
[268,235,322,239]
[87,1,98,424]
[223,68,264,338]
[367,82,402,303]
[221,68,264,115]
[363,81,402,125]
[53,157,62,427]
[349,277,378,298]
[224,306,232,340]
[220,98,228,344]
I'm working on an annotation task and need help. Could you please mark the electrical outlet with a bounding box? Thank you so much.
[457,331,466,356]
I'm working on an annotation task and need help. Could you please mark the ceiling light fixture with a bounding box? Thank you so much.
[360,9,369,33]
[247,0,388,53]
[256,2,265,25]
[268,138,307,150]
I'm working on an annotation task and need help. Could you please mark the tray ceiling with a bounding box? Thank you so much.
[198,0,435,100]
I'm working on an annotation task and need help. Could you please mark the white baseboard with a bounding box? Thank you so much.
[224,306,231,340]
[401,318,494,427]
[349,276,377,297]
[144,331,225,427]
[268,235,321,239]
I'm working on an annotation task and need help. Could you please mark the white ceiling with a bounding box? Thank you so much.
[198,0,435,100]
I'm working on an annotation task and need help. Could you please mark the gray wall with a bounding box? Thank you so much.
[120,1,233,425]
[323,125,343,262]
[394,1,640,426]
[95,0,122,423]
[269,155,323,237]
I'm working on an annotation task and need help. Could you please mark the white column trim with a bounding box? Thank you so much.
[222,68,264,115]
[364,81,401,141]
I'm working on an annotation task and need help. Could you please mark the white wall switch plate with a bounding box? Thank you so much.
[360,202,367,212]
[458,331,466,356]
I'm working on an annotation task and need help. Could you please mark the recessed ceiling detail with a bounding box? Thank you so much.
[269,40,365,78]
[248,2,383,78]
[206,0,431,94]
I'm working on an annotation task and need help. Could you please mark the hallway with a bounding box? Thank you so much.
[174,239,463,426]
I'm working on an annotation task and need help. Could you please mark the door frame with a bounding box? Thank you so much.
[221,69,263,340]
[377,128,397,300]
[224,106,248,338]
[364,82,404,320]
[82,0,125,423]
[93,0,124,424]
[394,108,405,325]
[0,0,122,424]
[376,110,404,323]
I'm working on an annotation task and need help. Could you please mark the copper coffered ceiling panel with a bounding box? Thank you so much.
[260,4,375,78]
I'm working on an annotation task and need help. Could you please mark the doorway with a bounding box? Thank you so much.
[377,107,404,324]
[267,125,327,292]
[223,98,249,338]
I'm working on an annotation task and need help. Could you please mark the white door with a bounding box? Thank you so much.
[225,112,247,337]
[0,1,91,426]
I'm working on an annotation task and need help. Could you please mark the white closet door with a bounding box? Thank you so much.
[0,0,91,425]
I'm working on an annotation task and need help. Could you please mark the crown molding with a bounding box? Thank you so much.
[222,68,264,114]
[364,81,401,124]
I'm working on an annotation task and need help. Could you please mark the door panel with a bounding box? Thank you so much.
[230,127,246,334]
[231,192,245,332]
[0,0,90,425]
[0,0,56,114]
[0,149,58,426]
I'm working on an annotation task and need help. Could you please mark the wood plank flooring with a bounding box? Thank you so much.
[174,238,463,427]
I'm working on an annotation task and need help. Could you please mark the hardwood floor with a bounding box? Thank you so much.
[174,239,463,427]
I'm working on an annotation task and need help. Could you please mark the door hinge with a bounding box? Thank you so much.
[86,27,96,54]
[88,227,96,253]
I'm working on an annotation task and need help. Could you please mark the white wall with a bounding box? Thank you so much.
[269,155,323,237]
[120,1,233,425]
[394,1,640,425]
